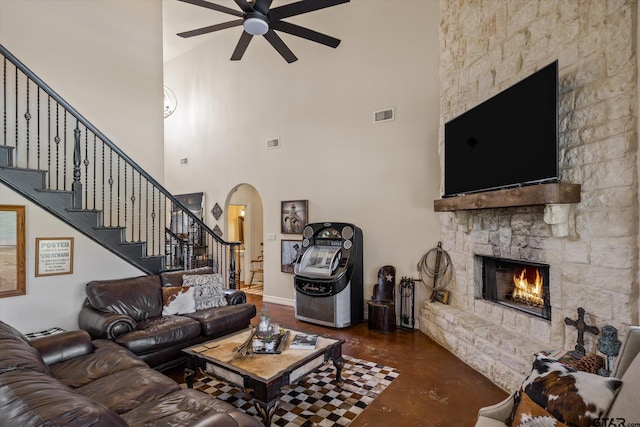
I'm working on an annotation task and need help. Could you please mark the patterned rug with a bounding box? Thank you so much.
[183,355,399,426]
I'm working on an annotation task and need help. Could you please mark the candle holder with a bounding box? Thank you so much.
[597,325,621,377]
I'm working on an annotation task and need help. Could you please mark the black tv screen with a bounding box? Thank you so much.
[443,61,558,197]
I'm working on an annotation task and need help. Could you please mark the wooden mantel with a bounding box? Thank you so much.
[433,183,581,212]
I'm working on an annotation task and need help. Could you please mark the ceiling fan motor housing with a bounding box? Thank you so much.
[243,12,269,36]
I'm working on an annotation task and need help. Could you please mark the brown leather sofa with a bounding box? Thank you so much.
[78,267,256,371]
[0,320,262,426]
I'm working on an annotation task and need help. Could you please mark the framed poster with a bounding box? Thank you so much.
[281,200,308,234]
[36,237,74,277]
[281,239,302,273]
[0,205,26,297]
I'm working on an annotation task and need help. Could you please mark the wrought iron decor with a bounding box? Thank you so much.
[399,277,415,331]
[564,307,599,356]
[211,202,223,220]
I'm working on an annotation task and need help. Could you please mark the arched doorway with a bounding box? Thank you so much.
[226,184,263,292]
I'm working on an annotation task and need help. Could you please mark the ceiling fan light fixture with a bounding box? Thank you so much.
[243,17,268,36]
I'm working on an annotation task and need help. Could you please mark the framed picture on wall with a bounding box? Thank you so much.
[281,239,302,273]
[35,237,74,277]
[0,205,26,298]
[281,200,308,234]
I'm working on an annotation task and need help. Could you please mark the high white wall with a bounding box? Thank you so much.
[0,0,164,333]
[162,0,442,311]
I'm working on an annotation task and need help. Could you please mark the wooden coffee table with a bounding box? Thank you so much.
[183,327,344,426]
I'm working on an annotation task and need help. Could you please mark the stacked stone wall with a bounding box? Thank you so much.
[420,0,639,391]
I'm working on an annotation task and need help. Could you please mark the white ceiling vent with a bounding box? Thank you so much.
[266,138,281,150]
[373,108,395,123]
[179,157,188,166]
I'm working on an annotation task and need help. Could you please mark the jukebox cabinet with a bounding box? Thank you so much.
[293,222,363,328]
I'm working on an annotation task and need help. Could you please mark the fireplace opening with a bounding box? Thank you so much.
[481,256,551,320]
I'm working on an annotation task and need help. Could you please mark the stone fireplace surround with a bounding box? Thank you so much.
[421,0,639,392]
[419,197,584,391]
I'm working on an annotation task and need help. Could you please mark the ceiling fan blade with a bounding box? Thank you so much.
[271,21,340,48]
[253,0,273,15]
[233,0,254,13]
[270,0,349,20]
[263,30,298,63]
[231,31,254,61]
[177,0,243,17]
[177,19,243,38]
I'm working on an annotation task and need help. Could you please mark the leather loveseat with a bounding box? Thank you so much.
[0,320,262,426]
[78,267,256,371]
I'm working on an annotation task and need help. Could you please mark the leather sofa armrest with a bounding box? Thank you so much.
[224,289,247,305]
[78,305,136,340]
[30,330,93,366]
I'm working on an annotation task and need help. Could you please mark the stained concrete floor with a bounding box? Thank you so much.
[246,294,507,426]
[170,292,508,426]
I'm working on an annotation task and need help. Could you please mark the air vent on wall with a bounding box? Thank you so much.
[266,138,281,150]
[179,157,188,165]
[373,108,395,123]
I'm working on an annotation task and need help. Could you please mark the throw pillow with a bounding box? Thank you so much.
[511,354,623,427]
[182,274,228,310]
[161,286,195,315]
[511,393,569,427]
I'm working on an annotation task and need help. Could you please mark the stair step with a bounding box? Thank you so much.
[117,241,147,259]
[33,188,74,212]
[65,209,103,228]
[0,166,46,191]
[92,227,126,246]
[137,255,165,273]
[0,145,14,167]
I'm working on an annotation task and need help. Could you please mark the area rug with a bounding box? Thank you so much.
[182,355,399,426]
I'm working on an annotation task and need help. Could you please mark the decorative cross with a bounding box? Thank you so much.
[564,307,599,356]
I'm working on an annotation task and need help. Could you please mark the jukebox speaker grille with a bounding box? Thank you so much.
[303,226,314,239]
[302,238,310,248]
[341,226,354,240]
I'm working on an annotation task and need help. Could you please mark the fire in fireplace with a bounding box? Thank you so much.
[481,256,551,320]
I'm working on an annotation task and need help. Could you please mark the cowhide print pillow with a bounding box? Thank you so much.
[510,354,623,427]
[161,286,195,315]
[182,274,228,310]
[511,392,569,427]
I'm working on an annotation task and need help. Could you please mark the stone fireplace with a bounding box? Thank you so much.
[419,1,638,392]
[481,256,551,321]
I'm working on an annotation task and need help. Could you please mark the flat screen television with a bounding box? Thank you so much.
[443,60,558,197]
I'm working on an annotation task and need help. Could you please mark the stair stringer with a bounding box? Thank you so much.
[0,159,164,274]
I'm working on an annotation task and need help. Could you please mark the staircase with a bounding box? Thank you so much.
[0,43,239,285]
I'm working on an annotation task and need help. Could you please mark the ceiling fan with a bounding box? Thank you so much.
[176,0,350,63]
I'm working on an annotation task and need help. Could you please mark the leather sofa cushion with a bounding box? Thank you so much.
[86,274,163,321]
[185,303,257,337]
[77,366,180,414]
[121,388,260,426]
[160,266,215,287]
[115,315,201,355]
[0,369,127,426]
[50,339,148,388]
[0,321,50,375]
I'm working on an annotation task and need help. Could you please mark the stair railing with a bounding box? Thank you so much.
[0,43,239,286]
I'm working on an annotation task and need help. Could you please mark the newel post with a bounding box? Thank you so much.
[228,243,238,290]
[72,125,82,209]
